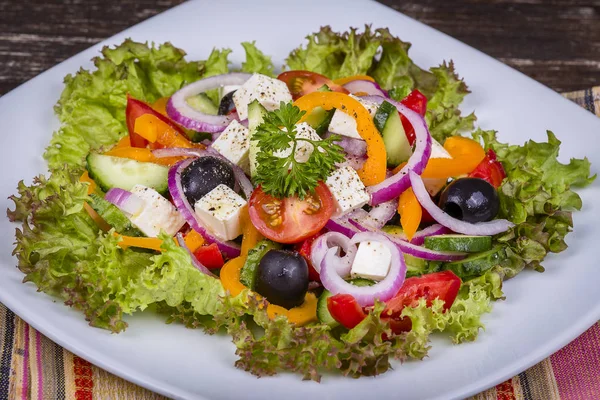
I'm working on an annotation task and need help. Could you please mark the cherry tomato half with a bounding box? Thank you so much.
[327,294,367,329]
[295,233,323,282]
[468,149,507,188]
[399,89,428,145]
[248,182,335,244]
[277,71,349,100]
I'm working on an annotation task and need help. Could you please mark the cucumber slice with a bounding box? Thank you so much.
[444,246,505,279]
[186,93,219,116]
[424,235,492,253]
[382,225,404,236]
[247,100,269,177]
[239,240,281,290]
[88,193,144,237]
[316,278,374,328]
[86,153,169,196]
[374,101,412,167]
[304,107,335,135]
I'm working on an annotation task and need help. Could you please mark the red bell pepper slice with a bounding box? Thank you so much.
[295,233,322,283]
[399,89,428,145]
[193,243,225,269]
[327,294,367,329]
[468,149,507,188]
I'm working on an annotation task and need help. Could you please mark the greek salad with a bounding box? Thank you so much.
[8,27,595,380]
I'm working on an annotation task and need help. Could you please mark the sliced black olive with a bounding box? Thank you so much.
[438,177,499,223]
[255,250,309,309]
[218,90,237,115]
[181,156,235,205]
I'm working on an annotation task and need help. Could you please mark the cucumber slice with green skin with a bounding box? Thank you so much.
[382,225,404,236]
[239,240,281,290]
[424,235,493,253]
[374,101,412,167]
[247,100,269,177]
[304,107,335,135]
[444,246,505,280]
[185,130,212,143]
[86,153,169,196]
[186,93,219,116]
[316,278,375,327]
[88,193,144,237]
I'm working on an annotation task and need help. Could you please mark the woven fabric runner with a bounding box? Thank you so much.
[1,87,599,400]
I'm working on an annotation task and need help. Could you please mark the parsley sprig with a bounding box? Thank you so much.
[253,102,345,199]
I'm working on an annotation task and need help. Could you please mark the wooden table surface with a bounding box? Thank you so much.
[0,0,599,96]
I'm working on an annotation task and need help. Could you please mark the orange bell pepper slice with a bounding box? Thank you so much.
[294,92,386,186]
[134,114,197,149]
[240,207,263,257]
[79,171,97,195]
[83,202,111,232]
[421,136,486,179]
[114,233,177,251]
[183,229,205,252]
[333,75,375,85]
[398,188,422,241]
[113,136,131,149]
[220,256,248,297]
[267,293,318,325]
[104,146,182,166]
[152,97,170,116]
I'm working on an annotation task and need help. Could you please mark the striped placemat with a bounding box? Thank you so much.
[1,86,599,400]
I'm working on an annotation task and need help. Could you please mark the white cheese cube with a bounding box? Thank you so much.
[325,166,370,217]
[351,240,392,281]
[211,120,251,174]
[328,95,378,140]
[273,122,322,163]
[128,185,185,237]
[424,139,453,196]
[194,184,246,241]
[232,73,292,120]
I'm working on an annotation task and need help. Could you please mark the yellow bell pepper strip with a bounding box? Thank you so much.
[83,202,111,232]
[152,97,169,116]
[398,188,422,242]
[114,233,177,251]
[183,229,205,252]
[79,171,97,195]
[421,136,486,179]
[133,114,197,149]
[114,136,131,149]
[294,92,386,186]
[333,75,375,85]
[220,256,247,297]
[103,146,182,166]
[240,207,263,257]
[267,293,318,325]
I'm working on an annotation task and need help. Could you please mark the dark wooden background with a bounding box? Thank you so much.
[1,0,599,96]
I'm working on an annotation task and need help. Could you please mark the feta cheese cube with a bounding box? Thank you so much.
[328,95,378,140]
[325,166,370,216]
[350,240,392,281]
[194,184,247,241]
[128,185,185,237]
[211,120,251,173]
[274,122,322,163]
[233,74,292,120]
[424,139,453,196]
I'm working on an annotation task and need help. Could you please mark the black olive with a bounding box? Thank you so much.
[255,250,309,309]
[438,178,499,223]
[181,156,235,205]
[218,90,237,115]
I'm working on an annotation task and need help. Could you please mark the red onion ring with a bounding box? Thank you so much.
[343,80,389,98]
[153,147,254,199]
[320,232,406,307]
[175,233,216,277]
[104,188,145,216]
[168,159,241,258]
[409,171,514,236]
[310,232,357,276]
[167,73,251,133]
[354,198,398,230]
[325,216,360,238]
[324,132,367,157]
[364,96,433,206]
[349,219,467,262]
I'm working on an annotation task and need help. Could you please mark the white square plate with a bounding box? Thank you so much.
[1,1,599,399]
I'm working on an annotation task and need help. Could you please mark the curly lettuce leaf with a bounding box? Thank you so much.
[241,41,275,76]
[46,40,205,171]
[473,129,595,272]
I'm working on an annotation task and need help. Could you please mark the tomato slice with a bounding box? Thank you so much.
[248,182,334,244]
[327,294,367,329]
[399,89,428,145]
[277,71,348,100]
[468,149,507,188]
[126,95,187,148]
[295,233,322,282]
[193,243,224,269]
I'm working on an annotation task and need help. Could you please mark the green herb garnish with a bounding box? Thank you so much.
[253,101,345,199]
